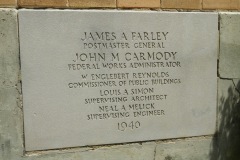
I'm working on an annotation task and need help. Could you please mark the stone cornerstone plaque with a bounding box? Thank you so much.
[19,10,218,151]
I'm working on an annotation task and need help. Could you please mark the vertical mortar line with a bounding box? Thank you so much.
[16,9,26,155]
[217,13,220,77]
[15,0,18,8]
[153,144,157,160]
[216,77,219,135]
[216,13,221,136]
[66,0,69,7]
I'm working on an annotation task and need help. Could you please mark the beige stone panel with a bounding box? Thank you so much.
[19,10,218,151]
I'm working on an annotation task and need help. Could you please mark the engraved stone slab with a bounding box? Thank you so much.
[19,10,218,151]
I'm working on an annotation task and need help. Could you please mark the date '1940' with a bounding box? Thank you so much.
[117,121,141,131]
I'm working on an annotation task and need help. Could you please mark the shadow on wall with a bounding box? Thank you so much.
[210,80,240,160]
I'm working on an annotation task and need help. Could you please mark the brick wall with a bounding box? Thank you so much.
[0,0,240,10]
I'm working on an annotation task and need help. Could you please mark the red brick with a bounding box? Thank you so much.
[203,0,240,10]
[117,0,160,8]
[0,0,16,7]
[161,0,202,9]
[18,0,67,8]
[69,0,116,8]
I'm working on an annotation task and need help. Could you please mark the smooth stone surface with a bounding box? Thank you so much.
[219,13,240,78]
[19,10,218,151]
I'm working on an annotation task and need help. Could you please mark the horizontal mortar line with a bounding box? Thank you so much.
[218,77,240,80]
[2,7,235,12]
[0,85,18,89]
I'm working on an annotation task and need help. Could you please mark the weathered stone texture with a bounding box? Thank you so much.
[219,13,240,78]
[18,0,67,8]
[117,0,160,8]
[155,137,216,159]
[161,0,202,9]
[0,10,19,87]
[24,143,155,160]
[203,0,240,9]
[217,79,240,160]
[0,9,23,160]
[69,0,116,8]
